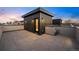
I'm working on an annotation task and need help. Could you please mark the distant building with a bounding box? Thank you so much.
[19,21,24,25]
[22,7,53,34]
[13,21,24,25]
[52,19,62,25]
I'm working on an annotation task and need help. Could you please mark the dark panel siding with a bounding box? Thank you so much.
[24,13,40,32]
[24,12,52,34]
[39,12,52,34]
[40,12,52,26]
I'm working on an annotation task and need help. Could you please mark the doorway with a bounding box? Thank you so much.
[33,18,45,34]
[36,18,38,32]
[34,18,39,33]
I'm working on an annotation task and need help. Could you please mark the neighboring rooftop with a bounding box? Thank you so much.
[22,7,53,18]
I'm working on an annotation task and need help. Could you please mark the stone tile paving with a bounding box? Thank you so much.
[0,30,76,51]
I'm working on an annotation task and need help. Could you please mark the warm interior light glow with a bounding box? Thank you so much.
[36,19,38,32]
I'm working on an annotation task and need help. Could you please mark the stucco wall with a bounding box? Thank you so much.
[76,28,79,42]
[0,25,24,40]
[46,26,76,38]
[0,30,2,40]
[45,27,56,35]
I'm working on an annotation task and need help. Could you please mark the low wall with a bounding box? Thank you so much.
[46,26,76,38]
[0,25,24,32]
[76,28,79,42]
[0,30,2,40]
[0,25,24,40]
[45,27,56,35]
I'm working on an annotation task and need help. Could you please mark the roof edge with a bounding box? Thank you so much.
[22,7,54,18]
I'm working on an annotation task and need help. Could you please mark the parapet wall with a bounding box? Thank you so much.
[0,25,24,40]
[46,26,76,39]
[0,30,2,40]
[76,28,79,42]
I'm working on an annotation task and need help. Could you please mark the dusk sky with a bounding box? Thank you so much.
[0,7,79,23]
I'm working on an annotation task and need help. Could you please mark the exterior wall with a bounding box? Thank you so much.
[76,28,79,42]
[24,12,53,34]
[39,12,53,34]
[40,12,52,26]
[45,27,56,35]
[24,13,40,32]
[0,29,2,40]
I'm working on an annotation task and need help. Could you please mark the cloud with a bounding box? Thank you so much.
[0,13,23,23]
[0,8,24,23]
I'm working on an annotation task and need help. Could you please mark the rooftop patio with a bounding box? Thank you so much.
[0,30,75,51]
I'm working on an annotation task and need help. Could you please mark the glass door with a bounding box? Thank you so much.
[34,18,39,33]
[35,18,39,32]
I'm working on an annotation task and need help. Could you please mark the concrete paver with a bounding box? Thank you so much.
[0,30,75,51]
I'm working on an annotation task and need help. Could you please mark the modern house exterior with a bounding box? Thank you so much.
[22,7,53,34]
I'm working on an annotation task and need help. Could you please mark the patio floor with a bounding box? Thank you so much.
[0,30,76,51]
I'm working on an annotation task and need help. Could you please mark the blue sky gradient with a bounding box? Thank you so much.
[0,7,79,23]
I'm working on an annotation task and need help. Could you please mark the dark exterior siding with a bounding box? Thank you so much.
[24,12,53,34]
[40,12,52,26]
[39,12,52,34]
[24,12,40,32]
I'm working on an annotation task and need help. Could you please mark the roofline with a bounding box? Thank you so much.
[22,11,53,18]
[22,7,54,18]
